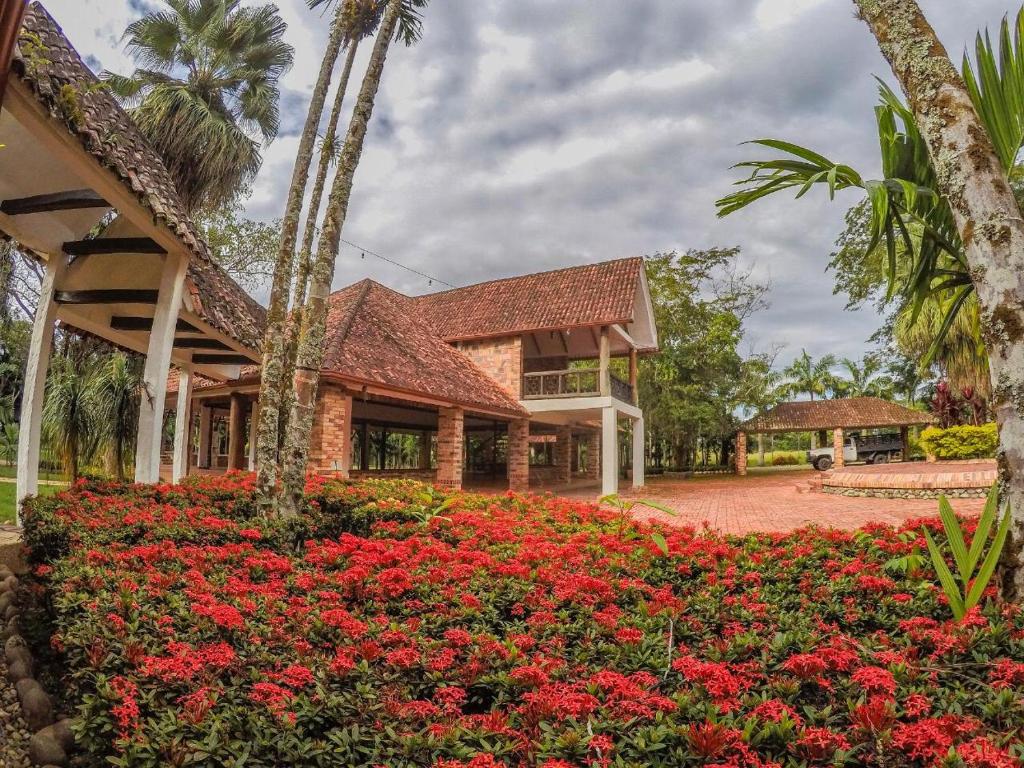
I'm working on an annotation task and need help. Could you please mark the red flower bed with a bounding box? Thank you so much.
[21,475,1024,767]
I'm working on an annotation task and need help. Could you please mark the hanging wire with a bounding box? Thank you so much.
[341,238,455,289]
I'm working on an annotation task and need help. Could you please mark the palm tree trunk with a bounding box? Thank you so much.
[854,0,1024,598]
[254,5,347,511]
[279,0,402,516]
[278,39,361,422]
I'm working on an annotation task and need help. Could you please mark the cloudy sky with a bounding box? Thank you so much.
[42,0,1013,367]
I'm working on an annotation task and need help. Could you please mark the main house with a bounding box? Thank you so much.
[168,258,657,495]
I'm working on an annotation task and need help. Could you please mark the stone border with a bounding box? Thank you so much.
[823,486,988,499]
[0,565,76,766]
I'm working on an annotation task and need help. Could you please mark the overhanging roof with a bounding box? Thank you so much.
[740,397,935,433]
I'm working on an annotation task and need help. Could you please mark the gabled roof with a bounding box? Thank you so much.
[12,4,265,351]
[740,398,935,433]
[322,280,527,417]
[414,257,645,341]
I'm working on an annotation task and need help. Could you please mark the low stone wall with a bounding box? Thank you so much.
[0,564,77,766]
[823,486,987,500]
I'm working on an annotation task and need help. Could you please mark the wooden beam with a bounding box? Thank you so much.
[55,290,159,305]
[557,331,570,355]
[192,353,252,366]
[63,237,166,256]
[111,315,201,333]
[173,338,232,351]
[1,189,109,216]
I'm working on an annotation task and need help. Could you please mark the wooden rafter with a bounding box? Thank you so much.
[0,189,109,216]
[62,237,166,256]
[192,353,252,366]
[173,338,232,351]
[55,289,159,305]
[110,315,200,333]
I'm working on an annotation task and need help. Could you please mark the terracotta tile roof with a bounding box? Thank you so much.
[414,257,644,341]
[740,398,936,433]
[322,280,527,416]
[13,4,265,351]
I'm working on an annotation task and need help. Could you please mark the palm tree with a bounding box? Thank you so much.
[42,354,98,482]
[254,1,357,506]
[835,355,894,399]
[90,352,143,481]
[105,0,294,213]
[279,0,427,515]
[782,350,837,401]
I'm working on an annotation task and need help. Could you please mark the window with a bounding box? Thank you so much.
[529,442,554,466]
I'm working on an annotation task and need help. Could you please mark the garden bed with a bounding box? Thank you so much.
[15,473,1024,767]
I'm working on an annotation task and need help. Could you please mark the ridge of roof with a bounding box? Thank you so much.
[421,256,644,299]
[740,397,935,432]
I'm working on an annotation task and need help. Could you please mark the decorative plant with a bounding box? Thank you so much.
[922,485,1011,619]
[599,493,677,553]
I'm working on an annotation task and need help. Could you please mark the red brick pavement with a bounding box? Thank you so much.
[568,470,985,536]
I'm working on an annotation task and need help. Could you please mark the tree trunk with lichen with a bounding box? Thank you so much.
[254,6,347,513]
[279,0,401,516]
[277,39,361,427]
[854,0,1024,598]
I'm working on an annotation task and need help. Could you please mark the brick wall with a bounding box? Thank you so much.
[736,431,747,476]
[585,430,600,480]
[507,419,530,492]
[456,337,523,398]
[436,407,464,489]
[554,426,572,484]
[309,385,352,475]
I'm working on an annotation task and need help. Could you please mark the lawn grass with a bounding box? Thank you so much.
[0,481,63,524]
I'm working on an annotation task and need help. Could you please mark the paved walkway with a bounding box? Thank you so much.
[573,470,986,535]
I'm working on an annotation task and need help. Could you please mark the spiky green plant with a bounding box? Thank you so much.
[42,355,99,481]
[89,352,143,482]
[922,485,1011,619]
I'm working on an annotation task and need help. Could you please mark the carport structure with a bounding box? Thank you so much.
[1,5,265,506]
[735,397,934,475]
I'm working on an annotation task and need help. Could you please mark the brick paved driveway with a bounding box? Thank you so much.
[598,470,985,535]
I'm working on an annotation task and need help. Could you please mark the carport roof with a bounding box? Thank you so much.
[739,397,934,433]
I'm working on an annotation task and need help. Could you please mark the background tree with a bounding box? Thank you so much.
[197,195,280,292]
[781,350,838,401]
[834,354,895,398]
[637,249,768,470]
[279,0,427,515]
[89,352,143,482]
[105,0,294,213]
[42,352,98,482]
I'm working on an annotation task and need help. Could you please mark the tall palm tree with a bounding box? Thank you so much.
[279,0,427,515]
[835,355,894,399]
[42,354,98,482]
[254,1,357,507]
[90,352,143,482]
[782,350,837,401]
[105,0,294,213]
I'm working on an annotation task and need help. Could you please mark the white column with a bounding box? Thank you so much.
[134,253,188,483]
[248,400,258,470]
[16,254,67,512]
[198,404,212,468]
[171,368,193,482]
[631,415,645,489]
[601,405,618,496]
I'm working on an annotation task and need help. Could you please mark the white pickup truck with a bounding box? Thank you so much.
[807,433,904,471]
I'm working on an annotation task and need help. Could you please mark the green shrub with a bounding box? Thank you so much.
[919,423,998,460]
[771,451,803,466]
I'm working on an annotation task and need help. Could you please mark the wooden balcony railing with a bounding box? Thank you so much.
[521,368,635,402]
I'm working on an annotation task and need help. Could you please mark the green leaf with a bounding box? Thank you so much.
[965,504,1012,611]
[967,484,999,572]
[650,532,669,556]
[937,495,970,584]
[923,526,966,619]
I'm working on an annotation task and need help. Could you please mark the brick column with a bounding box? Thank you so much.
[736,430,747,476]
[507,419,530,492]
[900,426,909,460]
[437,407,464,489]
[585,431,600,480]
[309,386,352,475]
[227,393,246,471]
[554,426,572,484]
[832,427,844,469]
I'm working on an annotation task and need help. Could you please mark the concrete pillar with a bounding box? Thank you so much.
[16,253,67,511]
[248,400,258,471]
[601,406,618,496]
[632,416,645,489]
[833,427,845,469]
[736,431,747,476]
[171,368,193,482]
[197,404,212,468]
[599,326,611,397]
[436,407,464,489]
[507,419,530,492]
[554,426,572,484]
[135,253,188,483]
[585,430,600,480]
[228,393,246,471]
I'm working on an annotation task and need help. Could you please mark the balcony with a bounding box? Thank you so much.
[522,368,634,402]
